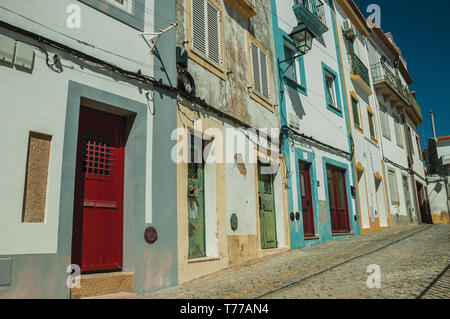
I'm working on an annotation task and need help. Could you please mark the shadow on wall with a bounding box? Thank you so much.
[286,85,306,120]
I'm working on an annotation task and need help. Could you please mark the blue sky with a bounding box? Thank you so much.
[353,0,450,148]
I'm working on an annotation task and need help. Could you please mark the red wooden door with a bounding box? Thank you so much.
[326,165,350,234]
[71,107,125,272]
[299,161,315,237]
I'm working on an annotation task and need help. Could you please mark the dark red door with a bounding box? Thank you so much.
[299,161,315,237]
[71,107,125,272]
[326,165,350,234]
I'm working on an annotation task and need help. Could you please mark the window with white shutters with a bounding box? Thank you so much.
[393,115,404,148]
[191,0,222,66]
[380,107,391,139]
[250,40,271,101]
[388,169,399,204]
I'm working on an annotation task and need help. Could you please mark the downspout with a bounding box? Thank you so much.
[330,0,360,235]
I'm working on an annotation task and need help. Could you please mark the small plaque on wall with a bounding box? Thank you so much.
[0,258,12,286]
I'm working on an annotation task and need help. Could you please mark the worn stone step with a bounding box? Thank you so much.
[71,271,134,299]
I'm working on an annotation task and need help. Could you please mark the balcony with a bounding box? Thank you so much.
[371,62,410,109]
[293,0,328,38]
[224,0,257,20]
[407,92,423,125]
[348,53,372,96]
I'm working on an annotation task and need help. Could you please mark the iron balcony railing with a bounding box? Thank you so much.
[298,0,326,27]
[371,62,410,103]
[348,53,370,86]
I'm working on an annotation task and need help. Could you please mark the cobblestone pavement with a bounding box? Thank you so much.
[141,224,449,299]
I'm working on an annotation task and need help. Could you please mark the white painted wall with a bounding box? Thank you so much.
[0,0,156,254]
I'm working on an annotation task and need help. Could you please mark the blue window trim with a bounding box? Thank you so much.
[281,31,307,96]
[294,147,320,243]
[78,0,145,31]
[321,62,342,117]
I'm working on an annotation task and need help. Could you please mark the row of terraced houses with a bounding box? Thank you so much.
[0,0,444,298]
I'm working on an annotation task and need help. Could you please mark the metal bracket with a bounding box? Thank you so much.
[140,23,177,54]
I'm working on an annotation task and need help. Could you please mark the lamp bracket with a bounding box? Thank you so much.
[278,52,305,77]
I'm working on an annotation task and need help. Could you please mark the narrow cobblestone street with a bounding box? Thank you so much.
[141,224,449,299]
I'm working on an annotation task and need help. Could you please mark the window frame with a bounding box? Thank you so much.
[393,115,404,148]
[380,106,391,140]
[186,0,226,80]
[350,91,363,133]
[367,106,377,143]
[247,32,274,111]
[78,0,144,31]
[387,168,400,206]
[282,34,307,95]
[321,62,342,116]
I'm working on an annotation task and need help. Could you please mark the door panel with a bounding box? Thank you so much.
[258,163,277,249]
[188,138,206,259]
[327,165,350,233]
[299,161,315,237]
[72,107,125,272]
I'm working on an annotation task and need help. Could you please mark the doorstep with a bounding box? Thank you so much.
[70,271,134,299]
[332,232,354,237]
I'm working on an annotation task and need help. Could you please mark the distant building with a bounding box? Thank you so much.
[425,136,450,224]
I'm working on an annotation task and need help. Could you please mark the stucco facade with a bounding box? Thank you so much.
[0,0,178,298]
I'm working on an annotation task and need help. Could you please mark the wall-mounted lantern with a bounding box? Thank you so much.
[278,23,314,77]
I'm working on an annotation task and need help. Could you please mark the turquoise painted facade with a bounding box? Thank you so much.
[271,0,360,250]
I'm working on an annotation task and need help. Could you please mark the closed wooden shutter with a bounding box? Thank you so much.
[259,49,269,100]
[251,42,261,94]
[191,0,221,65]
[380,108,390,138]
[394,116,404,147]
[251,40,270,101]
[207,2,220,64]
[192,0,206,55]
[388,170,399,203]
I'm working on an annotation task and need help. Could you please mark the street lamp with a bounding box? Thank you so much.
[289,23,313,55]
[278,23,314,77]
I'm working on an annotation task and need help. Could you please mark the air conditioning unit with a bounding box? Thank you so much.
[288,112,300,131]
[342,19,356,39]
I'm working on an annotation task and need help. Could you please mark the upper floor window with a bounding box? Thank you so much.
[325,73,336,108]
[367,107,377,142]
[250,39,270,102]
[351,94,361,130]
[79,0,145,31]
[393,115,404,148]
[107,0,132,13]
[321,63,341,116]
[191,0,222,67]
[282,39,307,94]
[380,107,391,139]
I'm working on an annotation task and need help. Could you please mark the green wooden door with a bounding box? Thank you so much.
[258,163,277,249]
[188,139,206,259]
[402,175,413,224]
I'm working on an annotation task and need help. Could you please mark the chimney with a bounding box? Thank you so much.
[430,110,437,140]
